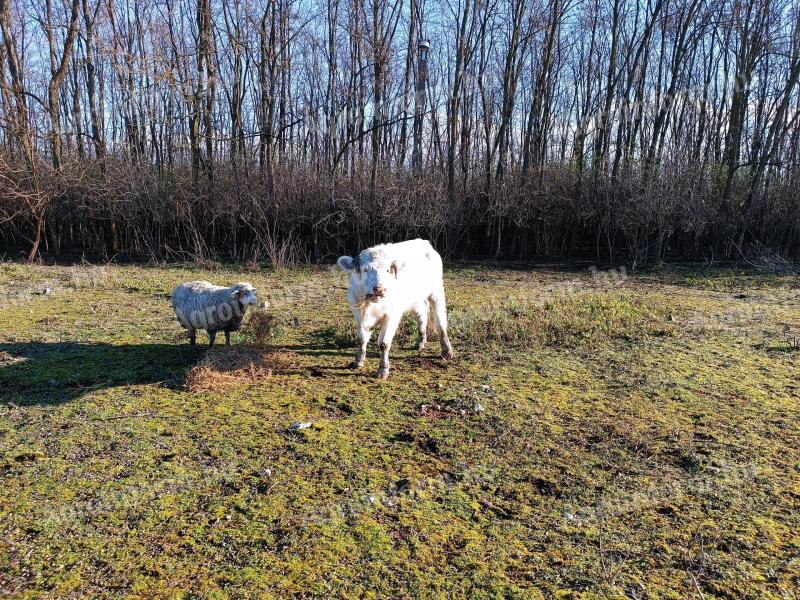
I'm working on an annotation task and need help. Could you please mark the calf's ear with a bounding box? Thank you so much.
[337,256,355,271]
[390,260,405,278]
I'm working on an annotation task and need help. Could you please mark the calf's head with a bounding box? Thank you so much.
[337,250,404,302]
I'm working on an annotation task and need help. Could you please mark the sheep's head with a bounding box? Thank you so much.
[232,282,257,307]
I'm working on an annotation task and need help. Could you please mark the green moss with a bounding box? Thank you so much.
[0,262,798,596]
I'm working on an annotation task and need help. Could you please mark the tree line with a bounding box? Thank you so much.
[0,0,798,265]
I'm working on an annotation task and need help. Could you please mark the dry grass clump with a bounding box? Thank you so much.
[185,347,292,392]
[0,350,24,366]
[60,266,111,290]
[244,311,278,346]
[449,291,675,348]
[742,242,800,275]
[241,258,261,273]
[782,323,800,349]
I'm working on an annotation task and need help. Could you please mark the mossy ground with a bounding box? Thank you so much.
[0,261,798,598]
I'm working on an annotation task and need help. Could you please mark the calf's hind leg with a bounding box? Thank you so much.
[411,301,429,351]
[430,289,454,360]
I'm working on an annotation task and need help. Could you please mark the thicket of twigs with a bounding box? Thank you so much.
[0,0,798,266]
[1,155,797,266]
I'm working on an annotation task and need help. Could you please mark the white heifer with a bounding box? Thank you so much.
[337,239,454,379]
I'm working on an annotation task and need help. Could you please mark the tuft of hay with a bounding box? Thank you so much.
[741,242,800,274]
[0,350,24,367]
[242,258,262,273]
[246,310,278,346]
[195,258,223,271]
[186,347,293,392]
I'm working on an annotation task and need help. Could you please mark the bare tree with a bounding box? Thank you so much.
[0,0,798,264]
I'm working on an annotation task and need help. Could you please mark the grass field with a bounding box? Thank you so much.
[0,261,798,598]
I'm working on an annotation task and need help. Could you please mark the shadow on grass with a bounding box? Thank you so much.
[278,343,352,360]
[305,319,428,353]
[0,342,197,406]
[763,345,800,354]
[308,325,354,350]
[0,333,451,405]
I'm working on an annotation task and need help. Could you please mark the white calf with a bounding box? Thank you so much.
[337,238,453,379]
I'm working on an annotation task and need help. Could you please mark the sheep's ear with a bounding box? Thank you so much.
[231,289,242,298]
[337,256,355,271]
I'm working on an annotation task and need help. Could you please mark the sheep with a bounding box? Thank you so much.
[172,281,257,347]
[337,238,453,379]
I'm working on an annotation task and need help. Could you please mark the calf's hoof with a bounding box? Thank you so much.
[350,361,364,370]
[441,348,454,361]
[416,341,427,351]
[376,368,390,380]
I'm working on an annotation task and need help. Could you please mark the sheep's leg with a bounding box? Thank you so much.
[208,331,216,348]
[188,329,196,347]
[431,289,454,360]
[377,316,401,379]
[412,301,428,351]
[225,331,231,346]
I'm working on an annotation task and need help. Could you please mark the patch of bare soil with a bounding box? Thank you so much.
[0,266,111,308]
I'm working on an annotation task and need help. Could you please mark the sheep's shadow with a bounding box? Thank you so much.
[0,342,197,406]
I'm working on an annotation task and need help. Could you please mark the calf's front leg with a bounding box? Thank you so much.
[376,315,401,379]
[351,310,371,369]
